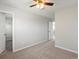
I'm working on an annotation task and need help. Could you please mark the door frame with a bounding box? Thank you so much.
[0,10,14,52]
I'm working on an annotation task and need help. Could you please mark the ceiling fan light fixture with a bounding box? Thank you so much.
[36,3,44,9]
[35,0,45,9]
[29,0,54,8]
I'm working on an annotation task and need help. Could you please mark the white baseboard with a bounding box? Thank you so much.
[55,45,78,54]
[13,40,48,52]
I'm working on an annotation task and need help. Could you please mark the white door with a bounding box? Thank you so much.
[49,22,53,40]
[49,21,55,40]
[0,12,5,54]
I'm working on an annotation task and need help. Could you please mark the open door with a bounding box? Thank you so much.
[49,22,53,40]
[49,21,55,40]
[0,12,6,54]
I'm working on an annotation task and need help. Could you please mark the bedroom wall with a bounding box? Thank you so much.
[55,5,78,53]
[0,4,51,52]
[13,10,49,52]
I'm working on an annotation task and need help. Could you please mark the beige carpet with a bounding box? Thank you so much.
[0,40,78,59]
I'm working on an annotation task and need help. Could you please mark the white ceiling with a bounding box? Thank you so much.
[0,0,77,18]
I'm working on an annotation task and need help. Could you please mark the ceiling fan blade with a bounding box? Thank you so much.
[30,4,37,7]
[33,0,37,2]
[44,2,54,6]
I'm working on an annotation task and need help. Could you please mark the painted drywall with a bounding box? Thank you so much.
[0,4,51,52]
[13,11,49,52]
[0,12,5,54]
[55,5,78,52]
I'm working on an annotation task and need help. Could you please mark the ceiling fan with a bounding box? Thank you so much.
[30,0,54,8]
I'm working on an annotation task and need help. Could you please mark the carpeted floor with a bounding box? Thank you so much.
[0,40,78,59]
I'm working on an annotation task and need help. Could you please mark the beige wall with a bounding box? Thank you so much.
[55,5,78,53]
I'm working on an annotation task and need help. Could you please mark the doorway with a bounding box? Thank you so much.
[49,21,55,40]
[0,12,13,52]
[5,13,13,52]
